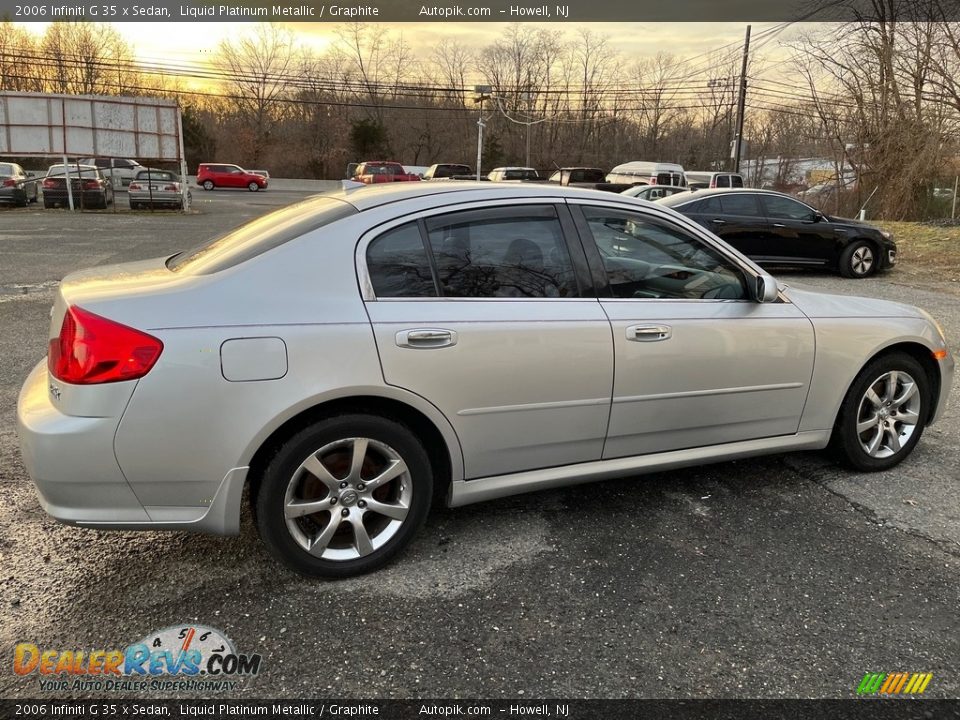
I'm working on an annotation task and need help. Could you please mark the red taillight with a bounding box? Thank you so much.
[82,179,100,190]
[2,179,14,187]
[649,176,658,185]
[129,183,141,191]
[42,178,57,188]
[709,180,717,188]
[163,184,178,191]
[48,306,163,385]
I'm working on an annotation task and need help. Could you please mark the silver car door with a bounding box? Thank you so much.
[569,201,816,459]
[359,201,614,480]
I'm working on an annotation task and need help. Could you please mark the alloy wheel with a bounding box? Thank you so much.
[851,245,875,275]
[855,370,921,459]
[283,437,412,561]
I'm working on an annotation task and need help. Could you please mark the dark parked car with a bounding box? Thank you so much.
[0,162,39,206]
[423,163,473,180]
[42,164,114,210]
[657,188,897,278]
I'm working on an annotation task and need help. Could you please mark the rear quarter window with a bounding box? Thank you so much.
[168,196,357,274]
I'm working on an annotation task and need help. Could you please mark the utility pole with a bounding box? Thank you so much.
[732,24,751,174]
[474,85,492,181]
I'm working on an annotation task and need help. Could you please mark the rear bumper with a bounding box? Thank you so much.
[16,361,243,534]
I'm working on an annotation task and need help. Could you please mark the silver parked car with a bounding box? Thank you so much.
[17,183,954,577]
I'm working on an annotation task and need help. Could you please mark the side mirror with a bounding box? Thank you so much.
[810,211,824,223]
[27,172,35,178]
[754,273,779,303]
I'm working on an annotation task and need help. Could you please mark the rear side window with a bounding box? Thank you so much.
[731,175,744,188]
[168,196,357,274]
[366,223,438,298]
[425,205,577,298]
[720,194,761,216]
[716,176,730,188]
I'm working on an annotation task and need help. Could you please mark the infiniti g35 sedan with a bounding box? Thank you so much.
[17,183,954,577]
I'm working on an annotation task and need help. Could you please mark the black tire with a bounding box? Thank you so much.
[830,352,931,471]
[255,414,433,578]
[202,180,214,191]
[839,240,877,278]
[248,181,260,192]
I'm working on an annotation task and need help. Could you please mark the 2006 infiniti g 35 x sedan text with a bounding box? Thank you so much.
[17,183,954,577]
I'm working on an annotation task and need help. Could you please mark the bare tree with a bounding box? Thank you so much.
[214,24,297,165]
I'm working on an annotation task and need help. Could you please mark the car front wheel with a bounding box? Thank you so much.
[832,352,930,471]
[255,414,433,578]
[839,240,876,278]
[202,180,214,191]
[248,181,260,192]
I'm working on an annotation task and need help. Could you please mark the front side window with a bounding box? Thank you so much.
[366,222,438,298]
[425,205,577,298]
[581,206,747,300]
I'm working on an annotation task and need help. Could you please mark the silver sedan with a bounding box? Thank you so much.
[17,183,954,577]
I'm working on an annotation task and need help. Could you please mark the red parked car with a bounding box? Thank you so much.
[352,161,421,184]
[197,163,268,192]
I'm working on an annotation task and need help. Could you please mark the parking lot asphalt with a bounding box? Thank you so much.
[0,190,957,699]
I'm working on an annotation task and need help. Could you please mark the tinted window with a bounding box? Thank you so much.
[425,205,577,298]
[731,175,744,188]
[763,195,816,221]
[683,196,722,214]
[367,223,437,298]
[168,196,357,274]
[716,175,730,188]
[581,207,747,300]
[720,194,761,216]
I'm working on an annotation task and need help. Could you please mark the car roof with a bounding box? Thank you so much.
[491,167,536,171]
[323,179,655,212]
[657,187,797,208]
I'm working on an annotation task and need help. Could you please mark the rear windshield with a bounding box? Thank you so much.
[135,171,175,181]
[167,196,357,274]
[504,169,539,180]
[434,165,470,177]
[46,166,100,178]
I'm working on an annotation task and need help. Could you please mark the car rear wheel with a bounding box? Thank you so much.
[255,414,433,578]
[831,352,930,471]
[839,240,876,278]
[202,180,214,191]
[248,181,260,192]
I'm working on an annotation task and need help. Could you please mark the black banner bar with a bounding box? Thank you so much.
[2,0,960,23]
[2,700,960,720]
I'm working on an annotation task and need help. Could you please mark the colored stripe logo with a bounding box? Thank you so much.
[857,672,933,695]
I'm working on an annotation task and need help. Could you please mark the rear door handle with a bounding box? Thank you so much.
[772,222,786,228]
[396,328,457,349]
[710,218,726,225]
[626,324,672,342]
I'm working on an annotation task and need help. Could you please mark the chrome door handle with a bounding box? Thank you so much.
[710,218,726,225]
[396,328,457,349]
[626,324,672,342]
[772,222,786,228]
